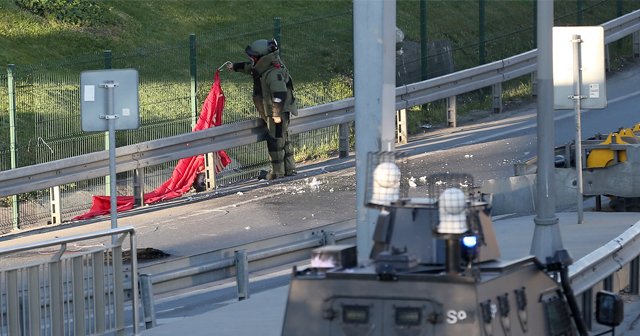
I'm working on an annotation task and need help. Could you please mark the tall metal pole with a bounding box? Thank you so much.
[572,35,584,224]
[531,0,564,262]
[103,51,112,196]
[354,0,396,263]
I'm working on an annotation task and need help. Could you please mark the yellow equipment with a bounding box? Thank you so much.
[585,131,633,168]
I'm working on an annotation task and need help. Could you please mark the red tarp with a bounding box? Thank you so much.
[73,71,232,220]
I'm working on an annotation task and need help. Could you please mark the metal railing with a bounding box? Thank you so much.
[0,227,139,335]
[134,216,640,332]
[0,8,640,333]
[569,221,640,330]
[2,10,639,200]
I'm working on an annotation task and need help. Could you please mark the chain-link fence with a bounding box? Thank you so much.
[1,1,638,232]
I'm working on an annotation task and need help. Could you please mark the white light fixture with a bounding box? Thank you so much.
[438,188,468,234]
[370,161,401,206]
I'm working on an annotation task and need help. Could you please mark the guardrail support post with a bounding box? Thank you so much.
[513,162,526,176]
[49,185,61,225]
[631,256,640,295]
[339,122,351,158]
[134,168,145,207]
[581,288,593,331]
[205,152,218,190]
[446,96,457,128]
[604,44,611,72]
[322,231,336,245]
[604,274,613,291]
[531,71,538,97]
[235,250,249,301]
[492,83,502,113]
[140,274,157,329]
[634,32,640,59]
[396,109,408,144]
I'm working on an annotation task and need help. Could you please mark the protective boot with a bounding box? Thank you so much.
[265,136,285,180]
[284,141,296,176]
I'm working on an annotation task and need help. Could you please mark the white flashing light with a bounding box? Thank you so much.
[370,161,401,206]
[438,188,468,234]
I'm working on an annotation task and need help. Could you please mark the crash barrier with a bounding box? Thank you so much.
[584,122,640,169]
[0,227,140,335]
[570,222,640,330]
[135,221,352,329]
[2,10,640,231]
[549,122,640,211]
[134,218,640,333]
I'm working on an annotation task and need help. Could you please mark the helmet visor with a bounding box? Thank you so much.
[245,45,261,58]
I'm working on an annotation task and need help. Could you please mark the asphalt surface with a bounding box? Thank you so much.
[137,210,640,336]
[3,158,640,335]
[2,61,640,335]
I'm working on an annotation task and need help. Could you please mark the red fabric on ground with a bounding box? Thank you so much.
[73,71,231,220]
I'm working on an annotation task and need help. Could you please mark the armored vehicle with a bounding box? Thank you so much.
[281,166,622,336]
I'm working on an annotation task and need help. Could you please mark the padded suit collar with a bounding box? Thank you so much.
[253,52,281,76]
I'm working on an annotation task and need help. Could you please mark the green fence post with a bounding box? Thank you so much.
[420,0,428,80]
[104,50,112,70]
[7,64,19,230]
[577,0,583,25]
[103,50,112,195]
[617,0,623,16]
[479,0,486,65]
[533,0,537,48]
[273,17,281,46]
[617,0,623,49]
[190,33,197,129]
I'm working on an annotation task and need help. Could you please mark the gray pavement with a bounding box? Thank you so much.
[3,156,640,335]
[140,210,640,336]
[3,78,640,334]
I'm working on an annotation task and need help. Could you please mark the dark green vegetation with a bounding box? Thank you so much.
[1,0,639,159]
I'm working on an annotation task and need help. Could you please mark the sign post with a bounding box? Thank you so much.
[80,69,139,236]
[553,27,606,224]
[571,34,585,224]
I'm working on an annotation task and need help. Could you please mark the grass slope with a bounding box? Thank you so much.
[3,1,637,67]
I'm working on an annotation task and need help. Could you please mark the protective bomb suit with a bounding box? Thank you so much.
[230,39,297,180]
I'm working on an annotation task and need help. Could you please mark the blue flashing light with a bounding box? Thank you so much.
[462,235,478,248]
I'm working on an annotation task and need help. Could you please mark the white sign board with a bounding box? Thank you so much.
[80,69,140,131]
[552,26,607,109]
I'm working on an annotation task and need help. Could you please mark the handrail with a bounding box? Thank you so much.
[1,10,639,198]
[0,226,135,255]
[0,226,140,335]
[569,221,640,295]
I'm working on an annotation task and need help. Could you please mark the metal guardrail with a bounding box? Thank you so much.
[135,216,640,332]
[570,222,640,295]
[136,220,355,296]
[2,9,640,333]
[1,10,639,198]
[0,226,140,335]
[569,220,640,330]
